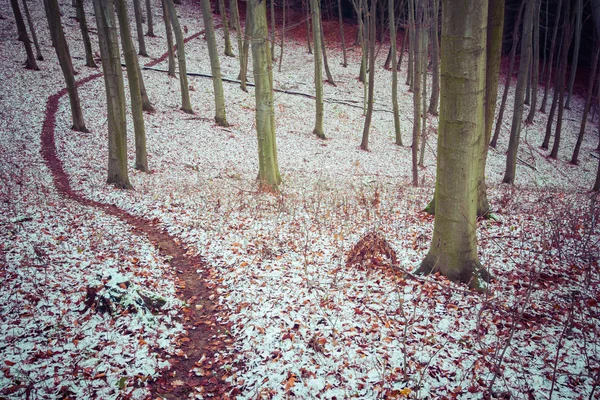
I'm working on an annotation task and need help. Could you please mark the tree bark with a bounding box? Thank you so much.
[239,8,251,91]
[10,0,38,70]
[525,0,540,124]
[310,0,325,139]
[248,0,281,191]
[162,0,176,77]
[219,0,235,56]
[230,0,244,68]
[539,0,563,113]
[417,0,489,291]
[45,0,88,132]
[270,0,276,60]
[21,0,42,60]
[565,0,582,110]
[360,0,377,151]
[411,1,422,186]
[390,0,402,145]
[406,0,415,89]
[338,0,347,67]
[278,0,286,71]
[164,0,193,113]
[427,0,439,115]
[319,3,335,86]
[201,0,229,125]
[115,0,148,172]
[304,0,312,54]
[92,0,132,189]
[418,1,428,167]
[75,0,97,67]
[503,0,533,184]
[132,0,148,56]
[145,0,155,36]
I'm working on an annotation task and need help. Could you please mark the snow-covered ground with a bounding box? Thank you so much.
[1,0,599,399]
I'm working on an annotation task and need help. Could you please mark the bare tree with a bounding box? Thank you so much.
[10,0,38,70]
[75,0,97,67]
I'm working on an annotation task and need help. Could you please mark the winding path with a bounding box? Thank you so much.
[40,28,236,399]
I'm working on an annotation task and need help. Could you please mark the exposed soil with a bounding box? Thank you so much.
[40,29,237,399]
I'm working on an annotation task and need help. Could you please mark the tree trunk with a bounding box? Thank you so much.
[390,0,402,145]
[239,8,251,91]
[132,0,148,56]
[417,0,489,292]
[427,0,439,115]
[201,0,230,125]
[278,0,286,71]
[360,0,377,151]
[21,0,42,60]
[406,0,415,89]
[310,0,325,139]
[45,0,87,132]
[164,0,193,113]
[92,0,132,189]
[490,0,525,148]
[162,0,176,77]
[219,0,235,56]
[477,0,504,216]
[248,0,281,191]
[571,41,600,165]
[539,0,563,113]
[319,3,336,86]
[145,0,155,37]
[503,0,533,185]
[75,0,97,67]
[565,0,582,110]
[230,0,245,68]
[338,0,347,67]
[525,0,540,124]
[418,2,428,168]
[115,0,148,172]
[270,0,276,60]
[10,0,38,70]
[304,0,312,54]
[411,1,422,186]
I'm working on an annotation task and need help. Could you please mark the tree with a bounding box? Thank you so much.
[162,0,176,76]
[565,0,582,109]
[539,0,563,113]
[503,0,534,184]
[230,0,245,69]
[145,0,155,37]
[132,0,148,56]
[427,0,440,115]
[92,0,132,189]
[164,0,193,113]
[525,0,540,124]
[10,0,38,70]
[337,0,348,67]
[218,0,235,56]
[310,0,325,139]
[416,0,489,291]
[75,0,97,67]
[390,0,402,145]
[318,1,335,86]
[360,0,377,151]
[200,0,230,126]
[21,0,42,61]
[411,0,423,186]
[45,0,88,132]
[115,0,148,172]
[239,9,251,92]
[248,0,281,191]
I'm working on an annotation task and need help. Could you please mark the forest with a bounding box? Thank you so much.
[1,0,599,398]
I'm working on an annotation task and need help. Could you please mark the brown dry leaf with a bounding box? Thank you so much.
[284,374,296,391]
[172,379,185,387]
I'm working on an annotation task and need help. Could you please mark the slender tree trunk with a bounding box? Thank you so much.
[571,42,600,165]
[526,0,541,124]
[132,0,148,56]
[406,0,415,89]
[503,0,533,184]
[398,25,407,70]
[319,3,336,86]
[417,0,489,291]
[411,1,422,186]
[418,2,428,168]
[270,0,276,60]
[310,0,325,139]
[248,0,281,191]
[490,0,525,148]
[201,0,230,125]
[165,0,192,113]
[219,0,235,56]
[361,0,377,151]
[145,0,155,36]
[304,0,312,54]
[92,0,131,189]
[75,0,97,67]
[45,0,87,132]
[10,0,38,70]
[428,0,439,115]
[230,0,244,64]
[524,54,531,105]
[162,0,176,77]
[115,0,148,172]
[540,0,563,113]
[338,0,347,67]
[565,0,582,110]
[21,0,42,60]
[239,9,251,91]
[390,0,402,145]
[278,0,286,71]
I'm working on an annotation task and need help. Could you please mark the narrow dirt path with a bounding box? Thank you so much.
[40,30,237,399]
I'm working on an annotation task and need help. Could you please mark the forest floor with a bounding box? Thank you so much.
[1,1,599,399]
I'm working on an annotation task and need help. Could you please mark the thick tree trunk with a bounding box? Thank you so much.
[201,0,229,125]
[248,0,281,191]
[565,0,582,110]
[45,0,87,132]
[165,0,193,113]
[571,41,600,165]
[390,0,402,145]
[145,0,155,36]
[21,0,42,60]
[490,0,525,148]
[219,0,235,56]
[162,0,176,77]
[92,0,132,189]
[310,0,325,139]
[338,0,347,67]
[427,0,439,115]
[417,0,489,291]
[115,0,148,172]
[540,0,563,113]
[10,0,38,70]
[75,0,97,67]
[477,0,504,216]
[361,0,377,151]
[503,0,534,184]
[132,0,148,56]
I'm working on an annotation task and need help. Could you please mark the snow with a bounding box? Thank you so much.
[1,0,599,399]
